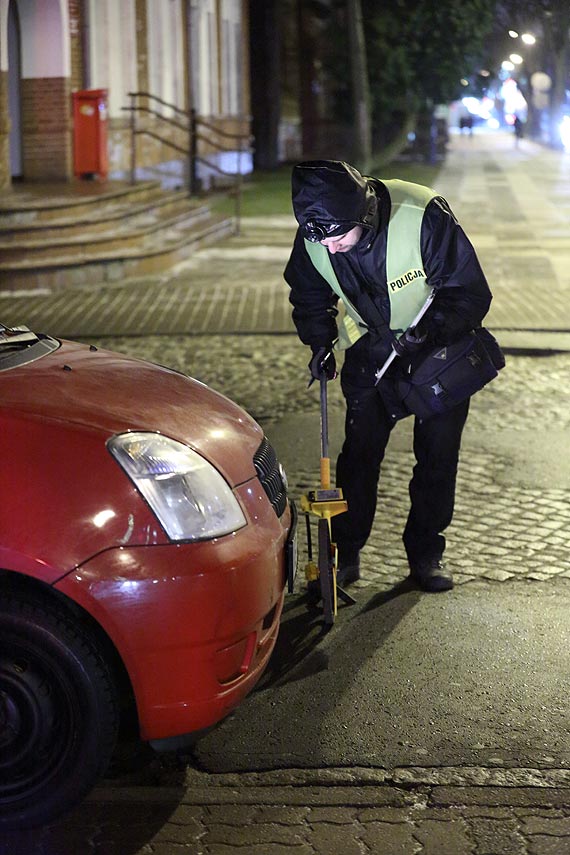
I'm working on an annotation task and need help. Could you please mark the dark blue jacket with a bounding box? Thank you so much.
[284,177,492,391]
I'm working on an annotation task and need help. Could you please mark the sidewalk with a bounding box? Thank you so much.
[7,770,570,855]
[436,131,570,352]
[1,131,570,350]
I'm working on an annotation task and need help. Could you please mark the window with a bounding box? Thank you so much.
[220,0,242,116]
[146,0,185,114]
[86,0,137,118]
[190,0,219,117]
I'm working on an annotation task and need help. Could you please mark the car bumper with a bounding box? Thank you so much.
[55,491,294,740]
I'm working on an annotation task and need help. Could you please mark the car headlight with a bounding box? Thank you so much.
[107,432,246,541]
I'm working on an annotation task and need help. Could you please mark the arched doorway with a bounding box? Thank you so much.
[2,0,72,182]
[8,0,22,178]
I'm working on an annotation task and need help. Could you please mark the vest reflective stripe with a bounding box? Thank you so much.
[304,239,365,350]
[304,180,437,350]
[384,179,434,335]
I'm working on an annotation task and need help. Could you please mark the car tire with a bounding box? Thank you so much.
[0,588,119,830]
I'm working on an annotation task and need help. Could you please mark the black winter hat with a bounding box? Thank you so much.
[291,160,375,237]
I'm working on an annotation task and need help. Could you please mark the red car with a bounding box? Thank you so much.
[0,326,295,830]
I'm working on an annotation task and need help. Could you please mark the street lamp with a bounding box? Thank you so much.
[509,30,536,45]
[498,28,543,137]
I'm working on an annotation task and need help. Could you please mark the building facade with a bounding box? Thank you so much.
[0,0,251,191]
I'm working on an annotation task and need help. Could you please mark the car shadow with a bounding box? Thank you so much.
[0,795,184,855]
[0,739,188,854]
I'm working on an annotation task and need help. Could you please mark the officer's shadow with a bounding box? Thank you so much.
[257,574,419,691]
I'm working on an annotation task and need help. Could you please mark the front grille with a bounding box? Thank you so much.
[253,437,288,518]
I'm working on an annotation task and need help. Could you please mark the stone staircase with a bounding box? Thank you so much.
[0,181,234,292]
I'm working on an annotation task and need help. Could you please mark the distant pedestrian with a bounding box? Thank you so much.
[285,160,493,593]
[459,113,474,136]
[514,116,524,147]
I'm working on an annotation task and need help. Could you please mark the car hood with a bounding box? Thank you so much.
[0,339,262,486]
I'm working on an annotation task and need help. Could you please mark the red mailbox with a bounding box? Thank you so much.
[72,89,109,179]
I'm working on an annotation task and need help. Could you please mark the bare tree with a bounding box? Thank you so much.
[249,0,281,168]
[347,0,372,170]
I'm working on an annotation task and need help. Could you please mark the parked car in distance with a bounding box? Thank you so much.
[0,325,295,830]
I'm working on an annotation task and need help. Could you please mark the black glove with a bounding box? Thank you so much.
[393,327,427,357]
[308,346,337,381]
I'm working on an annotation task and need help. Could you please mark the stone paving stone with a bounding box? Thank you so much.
[307,821,365,855]
[305,806,359,823]
[452,806,516,818]
[152,821,205,843]
[466,817,526,855]
[182,785,417,808]
[482,569,514,581]
[359,820,422,854]
[204,845,313,855]
[257,806,312,824]
[203,805,257,824]
[413,818,475,855]
[151,846,205,855]
[527,836,570,855]
[521,815,570,835]
[358,806,424,822]
[205,822,307,846]
[167,805,208,825]
[432,787,570,808]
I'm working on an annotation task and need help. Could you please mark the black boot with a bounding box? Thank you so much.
[409,556,453,592]
[337,548,360,587]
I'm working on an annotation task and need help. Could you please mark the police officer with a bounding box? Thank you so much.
[284,160,492,592]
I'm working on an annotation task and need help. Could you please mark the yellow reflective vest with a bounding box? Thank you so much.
[304,179,436,350]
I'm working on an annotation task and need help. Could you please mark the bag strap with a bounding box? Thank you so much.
[304,239,393,347]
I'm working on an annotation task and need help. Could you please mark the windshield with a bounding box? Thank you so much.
[0,324,60,371]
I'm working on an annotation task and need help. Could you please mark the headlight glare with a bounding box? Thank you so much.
[108,432,246,541]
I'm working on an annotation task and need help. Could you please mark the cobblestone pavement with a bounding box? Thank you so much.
[6,778,570,855]
[82,332,570,432]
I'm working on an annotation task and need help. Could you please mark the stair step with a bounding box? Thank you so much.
[0,179,234,293]
[0,214,235,292]
[0,180,165,224]
[0,191,196,241]
[0,205,213,261]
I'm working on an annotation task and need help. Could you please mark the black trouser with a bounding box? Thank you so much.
[331,383,470,567]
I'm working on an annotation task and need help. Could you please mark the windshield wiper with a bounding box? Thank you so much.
[0,323,39,348]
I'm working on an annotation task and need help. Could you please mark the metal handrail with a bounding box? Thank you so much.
[122,91,252,234]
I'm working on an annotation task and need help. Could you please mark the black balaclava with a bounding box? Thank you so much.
[291,160,377,241]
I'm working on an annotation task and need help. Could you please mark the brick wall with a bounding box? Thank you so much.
[21,77,72,180]
[0,71,9,191]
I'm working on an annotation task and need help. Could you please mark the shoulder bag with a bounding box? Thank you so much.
[395,327,505,420]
